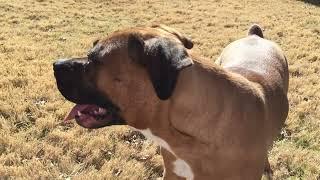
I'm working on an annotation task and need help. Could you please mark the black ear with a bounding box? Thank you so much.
[127,35,193,100]
[145,37,193,100]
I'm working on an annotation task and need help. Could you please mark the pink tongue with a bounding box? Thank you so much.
[64,104,94,121]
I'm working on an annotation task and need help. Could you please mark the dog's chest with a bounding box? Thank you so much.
[138,128,174,154]
[131,127,194,180]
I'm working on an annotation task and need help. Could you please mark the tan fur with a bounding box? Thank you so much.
[93,25,289,179]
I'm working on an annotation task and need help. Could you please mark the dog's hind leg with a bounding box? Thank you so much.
[262,157,273,180]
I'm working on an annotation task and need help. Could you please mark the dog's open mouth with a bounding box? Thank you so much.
[65,104,117,128]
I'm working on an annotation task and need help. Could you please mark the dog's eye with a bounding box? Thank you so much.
[93,39,99,47]
[87,50,99,63]
[88,44,104,63]
[87,52,95,62]
[113,77,122,82]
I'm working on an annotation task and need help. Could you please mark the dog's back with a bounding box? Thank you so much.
[218,24,289,144]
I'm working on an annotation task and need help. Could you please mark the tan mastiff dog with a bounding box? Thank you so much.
[53,24,289,180]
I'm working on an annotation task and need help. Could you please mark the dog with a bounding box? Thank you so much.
[53,24,289,180]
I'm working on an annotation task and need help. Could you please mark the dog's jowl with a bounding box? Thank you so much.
[53,24,288,180]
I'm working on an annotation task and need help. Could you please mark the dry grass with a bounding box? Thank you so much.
[0,0,319,179]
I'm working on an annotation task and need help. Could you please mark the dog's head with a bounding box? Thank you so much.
[53,25,193,129]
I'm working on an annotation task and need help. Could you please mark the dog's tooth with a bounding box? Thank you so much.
[99,108,107,114]
[77,111,82,116]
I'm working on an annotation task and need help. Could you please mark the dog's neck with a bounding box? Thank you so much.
[168,57,262,143]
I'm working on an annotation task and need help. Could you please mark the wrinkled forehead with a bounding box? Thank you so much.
[113,26,179,39]
[87,33,127,60]
[88,27,181,59]
[99,27,181,47]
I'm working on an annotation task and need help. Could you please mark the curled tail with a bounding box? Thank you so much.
[248,24,264,38]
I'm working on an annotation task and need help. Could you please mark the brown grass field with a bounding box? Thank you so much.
[0,0,319,179]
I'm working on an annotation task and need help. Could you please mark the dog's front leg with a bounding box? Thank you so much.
[161,148,185,180]
[262,157,273,180]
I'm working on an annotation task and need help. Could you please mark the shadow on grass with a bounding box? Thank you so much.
[301,0,320,6]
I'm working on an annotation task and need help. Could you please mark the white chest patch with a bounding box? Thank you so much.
[130,127,194,179]
[173,159,194,180]
[132,128,175,155]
